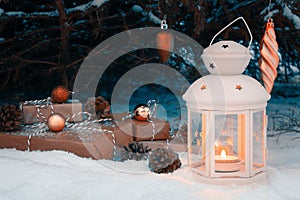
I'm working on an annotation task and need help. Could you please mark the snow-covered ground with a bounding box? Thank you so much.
[0,84,299,200]
[0,133,299,200]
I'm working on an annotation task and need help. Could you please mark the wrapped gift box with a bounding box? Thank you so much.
[21,102,83,124]
[0,134,28,151]
[124,118,170,141]
[0,121,133,160]
[93,121,134,159]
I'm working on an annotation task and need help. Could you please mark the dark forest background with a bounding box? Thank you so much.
[0,0,299,104]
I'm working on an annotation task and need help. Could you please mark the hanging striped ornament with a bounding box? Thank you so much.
[259,18,279,94]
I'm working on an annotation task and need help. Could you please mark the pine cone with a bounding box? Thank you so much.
[84,96,112,120]
[0,104,23,132]
[148,147,181,173]
[121,142,151,161]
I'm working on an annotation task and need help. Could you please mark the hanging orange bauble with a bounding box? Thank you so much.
[47,113,65,132]
[156,20,174,63]
[51,85,69,103]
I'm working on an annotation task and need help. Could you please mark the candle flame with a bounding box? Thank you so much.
[221,150,227,160]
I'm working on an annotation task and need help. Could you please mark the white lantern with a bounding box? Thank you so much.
[183,17,270,183]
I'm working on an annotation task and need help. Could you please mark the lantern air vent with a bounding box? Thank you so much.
[235,84,243,91]
[200,84,207,91]
[222,44,229,49]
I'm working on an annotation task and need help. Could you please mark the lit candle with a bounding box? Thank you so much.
[215,150,240,163]
[221,149,226,160]
[215,149,241,172]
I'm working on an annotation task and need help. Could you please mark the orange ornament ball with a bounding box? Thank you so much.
[133,104,150,121]
[51,86,69,103]
[47,113,65,132]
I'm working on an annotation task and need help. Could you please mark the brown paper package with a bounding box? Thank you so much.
[21,103,83,124]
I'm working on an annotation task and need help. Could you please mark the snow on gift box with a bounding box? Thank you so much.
[183,17,271,183]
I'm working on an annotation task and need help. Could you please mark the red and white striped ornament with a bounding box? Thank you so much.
[259,18,279,94]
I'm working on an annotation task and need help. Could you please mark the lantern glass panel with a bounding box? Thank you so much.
[214,114,245,173]
[253,110,265,170]
[190,111,205,171]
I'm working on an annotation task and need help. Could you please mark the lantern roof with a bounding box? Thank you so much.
[201,41,252,75]
[183,74,270,111]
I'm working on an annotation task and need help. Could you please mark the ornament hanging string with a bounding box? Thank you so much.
[268,0,272,16]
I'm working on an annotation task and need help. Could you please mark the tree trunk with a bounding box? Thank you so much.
[55,0,70,87]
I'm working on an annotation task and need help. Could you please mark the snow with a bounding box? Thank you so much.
[68,3,90,13]
[282,4,300,29]
[132,5,144,14]
[148,11,161,25]
[1,93,300,199]
[66,0,108,14]
[4,10,58,17]
[132,5,161,25]
[0,133,299,199]
[260,1,300,27]
[178,47,197,66]
[91,0,109,7]
[263,10,280,21]
[2,0,108,17]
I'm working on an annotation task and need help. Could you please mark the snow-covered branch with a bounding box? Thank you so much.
[0,0,109,17]
[273,0,300,29]
[132,5,161,25]
[282,4,300,29]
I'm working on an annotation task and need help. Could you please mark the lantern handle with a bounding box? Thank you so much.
[209,17,253,50]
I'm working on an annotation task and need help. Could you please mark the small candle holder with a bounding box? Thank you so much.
[214,135,241,172]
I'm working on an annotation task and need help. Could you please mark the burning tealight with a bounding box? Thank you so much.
[221,150,226,160]
[215,150,240,173]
